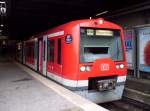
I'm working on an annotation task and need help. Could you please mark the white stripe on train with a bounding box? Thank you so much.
[48,31,64,38]
[117,76,126,83]
[47,72,126,87]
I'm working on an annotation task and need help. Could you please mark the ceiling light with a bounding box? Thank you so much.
[0,2,5,3]
[96,11,108,17]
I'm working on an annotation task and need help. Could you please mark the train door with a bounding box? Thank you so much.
[38,38,43,73]
[47,38,62,81]
[42,35,47,76]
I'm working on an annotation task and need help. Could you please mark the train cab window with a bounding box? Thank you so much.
[80,28,124,62]
[48,40,54,62]
[57,39,61,64]
[84,47,109,54]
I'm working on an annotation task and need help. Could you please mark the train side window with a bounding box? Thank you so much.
[48,40,54,62]
[57,39,61,64]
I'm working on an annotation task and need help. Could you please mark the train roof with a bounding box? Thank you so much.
[27,18,122,40]
[46,18,122,33]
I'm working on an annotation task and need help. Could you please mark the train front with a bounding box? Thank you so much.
[76,19,127,103]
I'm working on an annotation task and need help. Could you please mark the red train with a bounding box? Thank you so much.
[17,18,127,103]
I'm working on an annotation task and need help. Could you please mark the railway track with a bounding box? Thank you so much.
[99,97,150,111]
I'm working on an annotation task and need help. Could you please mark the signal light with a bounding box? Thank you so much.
[116,64,125,69]
[116,65,120,69]
[80,66,92,72]
[120,64,124,69]
[80,66,86,72]
[85,66,91,72]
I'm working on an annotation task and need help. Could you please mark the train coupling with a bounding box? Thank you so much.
[97,79,116,91]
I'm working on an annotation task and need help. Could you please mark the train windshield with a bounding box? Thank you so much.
[80,28,124,63]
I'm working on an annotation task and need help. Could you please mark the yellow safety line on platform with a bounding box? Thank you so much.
[14,62,109,111]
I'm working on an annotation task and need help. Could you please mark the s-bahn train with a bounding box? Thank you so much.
[15,18,127,103]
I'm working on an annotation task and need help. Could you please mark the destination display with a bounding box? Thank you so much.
[86,29,114,36]
[96,30,113,36]
[87,29,94,36]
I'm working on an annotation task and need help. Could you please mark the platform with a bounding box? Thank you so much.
[0,55,108,111]
[123,75,150,106]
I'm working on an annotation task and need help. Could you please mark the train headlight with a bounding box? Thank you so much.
[85,66,91,72]
[116,64,124,69]
[80,66,86,72]
[116,65,120,69]
[99,20,103,24]
[120,64,124,69]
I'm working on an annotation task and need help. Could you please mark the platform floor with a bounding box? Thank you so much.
[0,55,108,111]
[0,57,77,111]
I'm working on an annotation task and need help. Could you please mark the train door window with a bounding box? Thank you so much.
[34,42,38,59]
[43,41,46,61]
[31,44,34,58]
[57,39,61,64]
[48,40,54,62]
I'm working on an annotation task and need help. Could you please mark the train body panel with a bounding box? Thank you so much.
[24,38,38,70]
[19,18,127,103]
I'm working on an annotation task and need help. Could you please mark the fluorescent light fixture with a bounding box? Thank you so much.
[96,11,108,16]
[0,2,5,4]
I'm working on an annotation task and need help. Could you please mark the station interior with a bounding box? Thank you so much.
[1,0,150,111]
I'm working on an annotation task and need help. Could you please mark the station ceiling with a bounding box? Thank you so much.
[4,0,149,39]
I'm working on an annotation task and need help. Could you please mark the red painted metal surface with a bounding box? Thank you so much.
[46,18,127,80]
[25,18,127,81]
[25,40,35,66]
[39,40,43,72]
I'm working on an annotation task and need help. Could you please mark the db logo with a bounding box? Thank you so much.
[100,64,109,71]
